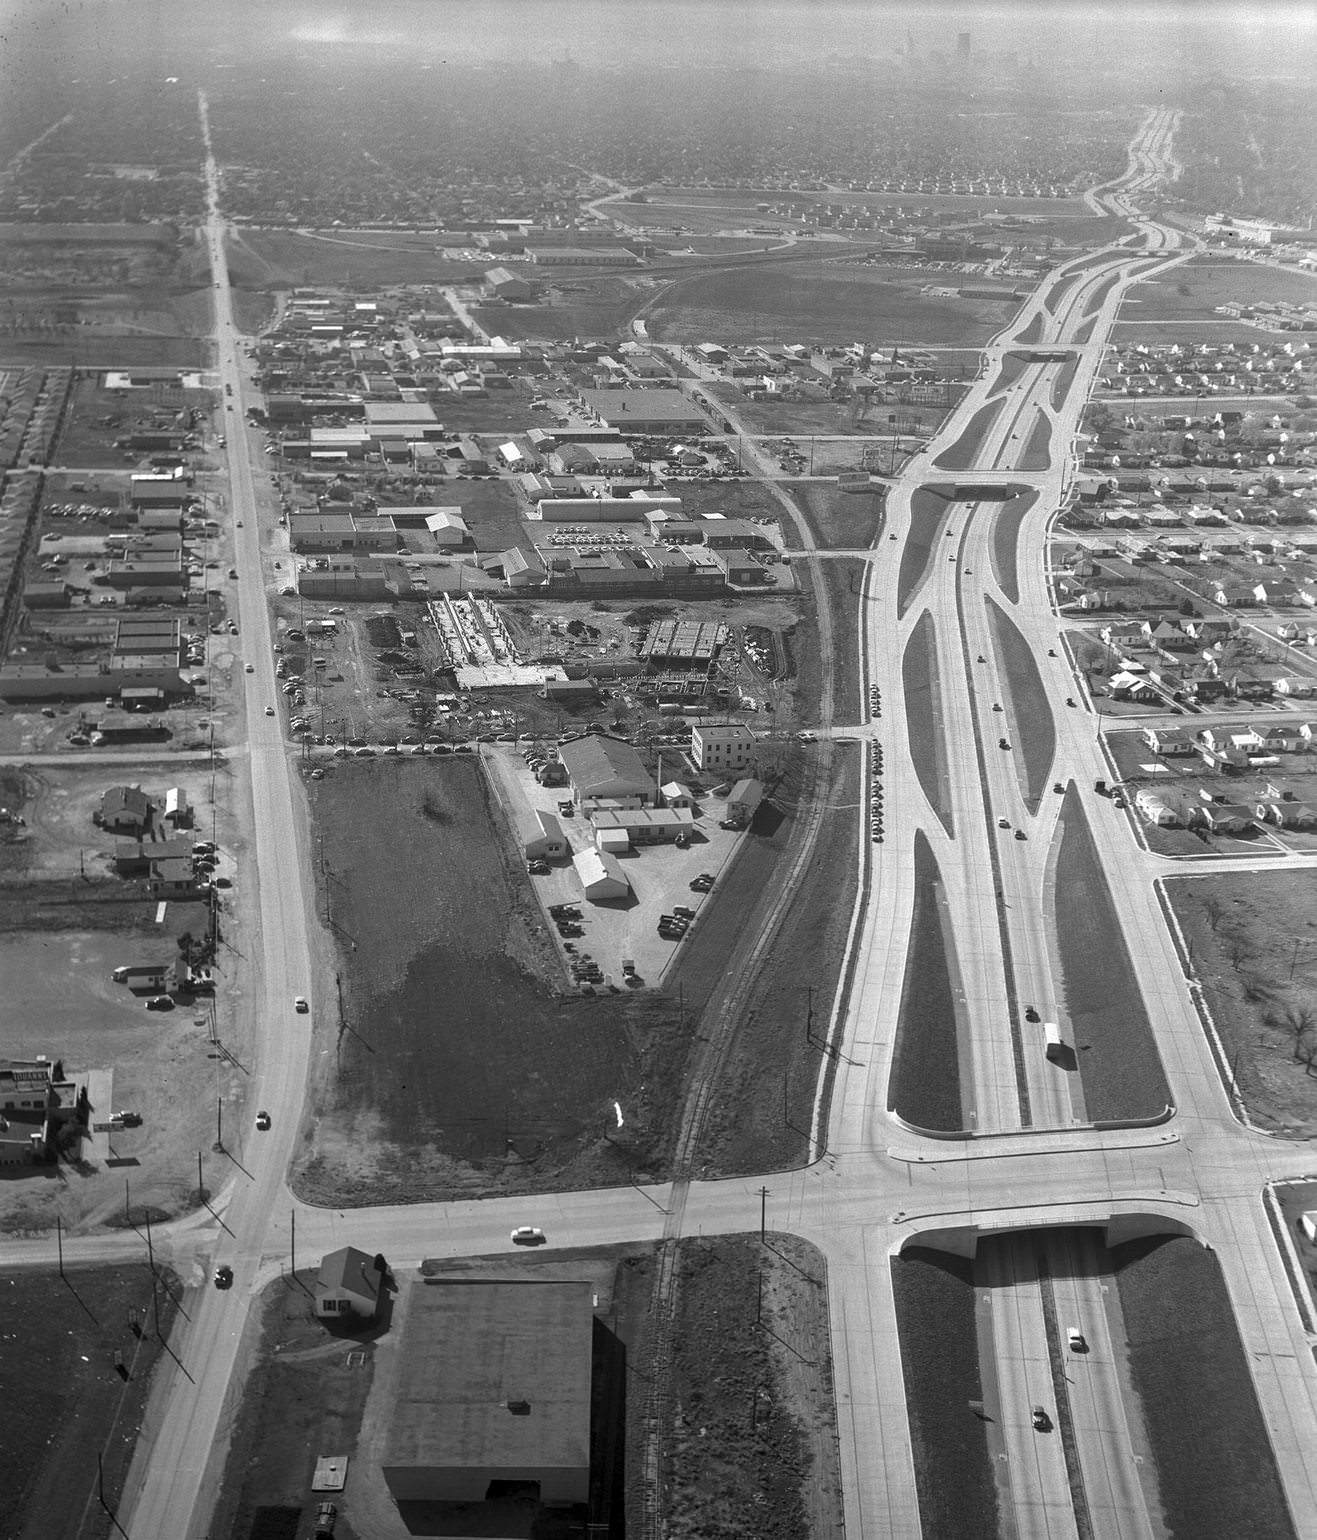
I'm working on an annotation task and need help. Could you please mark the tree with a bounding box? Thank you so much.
[1281,1006,1315,1062]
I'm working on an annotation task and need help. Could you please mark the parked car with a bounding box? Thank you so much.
[145,995,174,1011]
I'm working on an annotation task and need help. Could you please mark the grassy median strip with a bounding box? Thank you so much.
[1112,1235,1296,1540]
[902,610,954,837]
[897,483,953,617]
[989,486,1038,605]
[888,831,966,1132]
[987,595,1056,812]
[933,398,1006,472]
[1053,790,1170,1119]
[891,1246,1000,1540]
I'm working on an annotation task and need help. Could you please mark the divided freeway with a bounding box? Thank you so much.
[4,101,1317,1540]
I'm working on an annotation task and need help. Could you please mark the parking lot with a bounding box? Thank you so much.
[483,744,744,987]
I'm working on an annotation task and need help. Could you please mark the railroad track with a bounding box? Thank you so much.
[638,478,838,1537]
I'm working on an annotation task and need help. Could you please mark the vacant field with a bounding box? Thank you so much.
[667,1235,841,1540]
[933,398,1004,471]
[1118,257,1317,324]
[439,474,525,551]
[785,480,885,550]
[897,484,953,616]
[1054,790,1169,1120]
[233,229,480,289]
[296,757,693,1205]
[789,557,863,729]
[1112,1235,1295,1540]
[891,1246,999,1540]
[0,1264,179,1540]
[695,744,862,1175]
[902,611,953,836]
[676,479,784,526]
[888,832,965,1132]
[1110,318,1302,347]
[987,597,1055,811]
[648,262,1008,347]
[989,487,1038,603]
[1164,870,1317,1135]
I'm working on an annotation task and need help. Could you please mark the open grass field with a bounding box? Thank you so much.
[695,744,862,1176]
[891,1246,999,1540]
[1083,272,1120,317]
[1112,1235,1295,1540]
[1053,789,1168,1120]
[1119,257,1317,324]
[888,832,965,1132]
[296,757,692,1206]
[987,597,1055,812]
[933,399,1004,472]
[902,610,953,837]
[988,487,1037,604]
[789,558,863,729]
[668,1234,841,1540]
[647,262,1008,347]
[1163,870,1317,1136]
[785,480,885,550]
[0,1264,179,1540]
[230,228,480,289]
[897,484,953,617]
[1014,312,1044,345]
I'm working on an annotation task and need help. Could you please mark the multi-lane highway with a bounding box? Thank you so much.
[6,103,1317,1540]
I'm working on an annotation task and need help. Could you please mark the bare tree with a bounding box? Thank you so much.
[1281,1006,1316,1062]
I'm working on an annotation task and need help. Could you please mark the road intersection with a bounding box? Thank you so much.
[5,103,1316,1540]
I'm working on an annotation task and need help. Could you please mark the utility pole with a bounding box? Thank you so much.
[291,1207,296,1282]
[759,1184,768,1244]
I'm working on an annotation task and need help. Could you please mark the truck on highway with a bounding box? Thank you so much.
[1044,1021,1066,1062]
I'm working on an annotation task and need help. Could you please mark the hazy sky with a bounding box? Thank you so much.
[3,0,1316,86]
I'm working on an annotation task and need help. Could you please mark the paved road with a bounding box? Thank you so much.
[6,103,1315,1540]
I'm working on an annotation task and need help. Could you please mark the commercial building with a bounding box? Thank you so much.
[526,246,641,267]
[521,808,568,862]
[483,267,535,302]
[589,807,694,847]
[381,1279,593,1509]
[573,847,630,902]
[691,723,757,774]
[558,735,656,809]
[577,389,705,434]
[724,777,764,828]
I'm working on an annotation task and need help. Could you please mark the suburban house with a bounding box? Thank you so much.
[315,1247,384,1321]
[1134,787,1181,826]
[1141,726,1196,756]
[98,784,154,835]
[1256,798,1317,829]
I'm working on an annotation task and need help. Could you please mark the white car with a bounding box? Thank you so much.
[511,1226,546,1246]
[294,995,309,1013]
[264,705,275,716]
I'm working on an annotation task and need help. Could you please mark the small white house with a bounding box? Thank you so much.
[661,781,695,810]
[573,847,630,902]
[521,808,568,861]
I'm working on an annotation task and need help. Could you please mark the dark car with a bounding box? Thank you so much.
[1032,1406,1051,1432]
[145,995,174,1011]
[214,1265,233,1289]
[1025,1006,1040,1023]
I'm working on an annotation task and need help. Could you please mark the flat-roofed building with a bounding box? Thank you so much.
[692,722,757,774]
[577,389,705,434]
[382,1278,593,1509]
